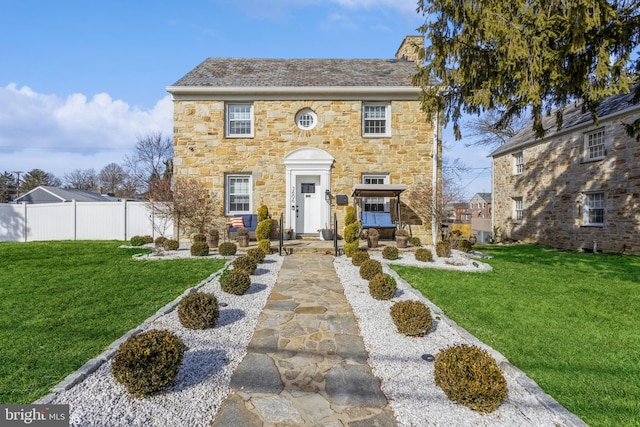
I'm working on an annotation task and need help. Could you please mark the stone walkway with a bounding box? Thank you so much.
[212,254,397,426]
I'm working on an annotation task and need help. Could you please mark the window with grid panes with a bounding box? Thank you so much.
[226,175,252,214]
[226,104,254,137]
[363,175,388,211]
[362,104,389,136]
[584,129,605,161]
[583,192,604,225]
[514,152,524,174]
[513,197,523,221]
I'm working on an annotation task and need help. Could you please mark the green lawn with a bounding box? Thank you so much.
[392,244,640,427]
[0,241,226,404]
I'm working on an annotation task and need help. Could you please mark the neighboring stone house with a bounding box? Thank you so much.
[491,87,640,253]
[166,36,442,243]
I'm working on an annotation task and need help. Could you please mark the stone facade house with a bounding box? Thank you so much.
[166,36,442,243]
[491,88,640,253]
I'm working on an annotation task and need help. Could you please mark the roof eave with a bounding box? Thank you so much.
[166,85,421,101]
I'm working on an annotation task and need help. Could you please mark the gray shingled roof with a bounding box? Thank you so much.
[474,193,492,203]
[171,58,418,88]
[491,84,640,157]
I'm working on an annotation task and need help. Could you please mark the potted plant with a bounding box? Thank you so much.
[367,228,379,248]
[395,228,409,248]
[319,225,333,241]
[237,227,249,247]
[206,229,219,249]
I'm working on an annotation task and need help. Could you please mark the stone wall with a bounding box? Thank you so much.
[173,98,438,243]
[493,108,640,254]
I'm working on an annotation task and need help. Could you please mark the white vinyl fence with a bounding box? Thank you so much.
[0,201,173,242]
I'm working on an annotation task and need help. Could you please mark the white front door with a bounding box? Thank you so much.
[295,175,322,234]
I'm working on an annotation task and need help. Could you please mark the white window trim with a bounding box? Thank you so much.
[583,129,605,162]
[513,197,523,221]
[225,174,253,215]
[225,103,255,138]
[362,103,391,137]
[514,152,524,174]
[362,174,390,212]
[295,109,317,130]
[583,191,605,226]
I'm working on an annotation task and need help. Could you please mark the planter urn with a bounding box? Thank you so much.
[396,236,409,248]
[238,235,249,247]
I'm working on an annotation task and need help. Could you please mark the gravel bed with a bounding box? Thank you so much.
[334,248,585,427]
[49,253,283,427]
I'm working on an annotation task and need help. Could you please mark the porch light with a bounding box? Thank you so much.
[325,189,332,202]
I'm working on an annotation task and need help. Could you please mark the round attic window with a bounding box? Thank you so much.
[295,109,317,130]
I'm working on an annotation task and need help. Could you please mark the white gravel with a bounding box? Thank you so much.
[335,248,585,427]
[45,246,585,426]
[50,252,283,427]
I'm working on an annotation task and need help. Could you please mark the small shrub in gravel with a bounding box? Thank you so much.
[345,205,357,225]
[256,219,272,241]
[246,247,265,263]
[415,248,433,262]
[343,241,359,258]
[233,256,257,275]
[154,236,167,247]
[351,251,370,266]
[112,330,185,398]
[409,236,422,246]
[368,273,397,300]
[191,233,207,243]
[163,239,179,251]
[382,246,399,260]
[390,300,433,336]
[178,292,219,330]
[190,242,209,256]
[221,269,251,295]
[359,259,383,280]
[344,222,360,244]
[130,235,151,246]
[218,242,237,256]
[436,241,452,257]
[258,239,271,255]
[433,344,508,413]
[458,240,473,253]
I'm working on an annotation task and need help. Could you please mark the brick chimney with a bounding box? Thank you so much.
[395,36,424,62]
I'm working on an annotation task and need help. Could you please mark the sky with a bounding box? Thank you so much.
[0,0,492,199]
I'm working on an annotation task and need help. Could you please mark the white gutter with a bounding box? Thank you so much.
[432,113,440,244]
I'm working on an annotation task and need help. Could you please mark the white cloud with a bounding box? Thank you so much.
[0,84,172,178]
[328,0,418,13]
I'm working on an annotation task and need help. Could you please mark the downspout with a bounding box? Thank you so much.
[431,113,440,244]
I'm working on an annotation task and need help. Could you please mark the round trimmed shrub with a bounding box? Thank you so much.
[130,235,147,246]
[256,219,272,241]
[258,204,269,222]
[178,292,219,329]
[369,273,397,300]
[434,344,508,413]
[221,269,251,295]
[409,236,422,246]
[247,247,265,263]
[190,242,209,256]
[343,241,359,257]
[359,259,383,280]
[351,251,370,266]
[390,300,433,336]
[111,330,185,398]
[415,248,433,262]
[233,256,257,275]
[192,233,207,243]
[436,241,452,257]
[458,240,473,253]
[258,239,271,255]
[382,246,399,260]
[345,206,357,225]
[218,242,237,256]
[344,222,360,244]
[163,239,179,251]
[154,236,167,247]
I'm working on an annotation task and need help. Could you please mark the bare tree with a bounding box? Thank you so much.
[64,168,98,191]
[147,177,222,240]
[124,132,173,195]
[98,163,129,195]
[462,110,529,149]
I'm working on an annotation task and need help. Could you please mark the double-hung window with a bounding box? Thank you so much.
[362,103,390,137]
[514,152,524,174]
[226,103,254,137]
[583,192,604,226]
[226,174,252,214]
[584,129,605,161]
[362,174,389,212]
[513,197,523,221]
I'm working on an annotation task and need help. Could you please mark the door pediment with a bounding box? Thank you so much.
[284,148,334,168]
